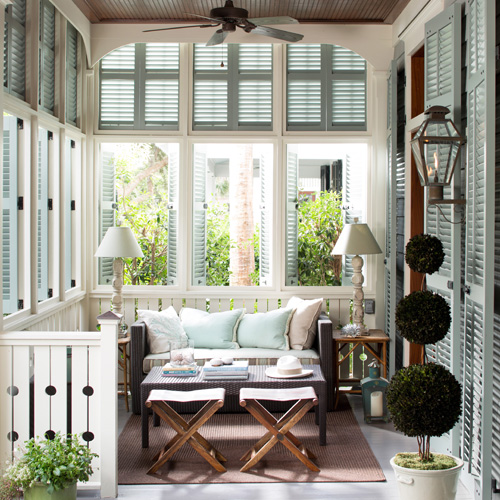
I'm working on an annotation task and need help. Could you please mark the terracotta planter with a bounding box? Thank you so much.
[390,455,464,500]
[24,482,77,500]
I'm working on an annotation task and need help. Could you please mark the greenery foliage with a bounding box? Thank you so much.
[206,203,231,286]
[395,290,451,345]
[3,433,97,494]
[393,452,457,471]
[405,234,445,275]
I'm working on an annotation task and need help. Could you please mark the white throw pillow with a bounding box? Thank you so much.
[138,307,188,354]
[286,297,323,350]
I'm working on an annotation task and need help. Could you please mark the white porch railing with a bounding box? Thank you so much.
[0,312,121,499]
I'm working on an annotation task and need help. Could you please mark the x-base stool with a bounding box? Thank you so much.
[239,386,320,472]
[145,388,227,475]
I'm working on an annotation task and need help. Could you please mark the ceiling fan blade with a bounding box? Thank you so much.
[247,16,299,26]
[206,29,230,46]
[143,24,218,32]
[250,26,303,43]
[184,12,222,23]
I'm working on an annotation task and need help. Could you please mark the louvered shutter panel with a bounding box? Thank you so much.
[463,0,494,493]
[99,150,115,285]
[423,3,462,456]
[285,146,299,285]
[37,130,49,301]
[64,139,72,291]
[384,61,397,366]
[192,150,207,286]
[39,0,55,114]
[166,149,179,285]
[143,43,179,129]
[2,115,18,313]
[4,0,26,100]
[66,23,78,126]
[259,154,272,285]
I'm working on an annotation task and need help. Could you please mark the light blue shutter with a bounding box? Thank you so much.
[4,0,26,100]
[39,0,55,114]
[259,154,272,286]
[166,149,178,285]
[3,115,18,313]
[99,150,115,284]
[192,150,207,286]
[66,23,78,126]
[64,139,72,290]
[422,3,462,456]
[285,146,299,285]
[37,129,49,301]
[385,61,397,368]
[462,0,494,494]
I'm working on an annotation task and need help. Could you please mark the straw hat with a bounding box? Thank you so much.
[265,355,313,379]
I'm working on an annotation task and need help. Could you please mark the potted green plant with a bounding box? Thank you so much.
[3,432,98,500]
[386,234,463,500]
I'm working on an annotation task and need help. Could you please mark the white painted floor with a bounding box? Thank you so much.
[79,395,473,499]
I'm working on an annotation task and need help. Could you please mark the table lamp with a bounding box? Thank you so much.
[332,219,382,334]
[95,226,143,315]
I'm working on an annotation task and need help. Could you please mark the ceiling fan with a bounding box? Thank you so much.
[143,0,304,46]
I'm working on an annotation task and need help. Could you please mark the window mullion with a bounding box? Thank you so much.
[228,45,238,131]
[135,43,146,130]
[322,45,331,131]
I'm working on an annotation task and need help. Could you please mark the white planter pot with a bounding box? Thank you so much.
[390,454,464,500]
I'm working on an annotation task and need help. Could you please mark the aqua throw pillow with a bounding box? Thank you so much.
[237,308,295,350]
[179,308,245,349]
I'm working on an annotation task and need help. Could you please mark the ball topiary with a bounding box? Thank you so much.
[387,363,462,461]
[395,290,451,345]
[405,234,445,275]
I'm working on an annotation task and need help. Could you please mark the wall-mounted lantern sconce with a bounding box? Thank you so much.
[410,105,466,206]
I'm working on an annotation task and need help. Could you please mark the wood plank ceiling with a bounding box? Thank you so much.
[72,0,411,25]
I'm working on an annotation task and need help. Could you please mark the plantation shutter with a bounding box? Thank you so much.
[64,139,72,291]
[259,154,272,286]
[285,146,299,285]
[166,149,178,285]
[39,0,55,114]
[462,0,494,494]
[66,23,78,126]
[37,130,49,301]
[192,150,207,286]
[384,60,397,364]
[342,154,366,285]
[99,150,115,285]
[2,115,18,314]
[423,2,462,456]
[4,0,26,100]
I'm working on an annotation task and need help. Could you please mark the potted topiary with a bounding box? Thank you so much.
[386,234,463,500]
[3,432,98,500]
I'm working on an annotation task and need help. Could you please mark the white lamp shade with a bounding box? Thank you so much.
[332,222,382,256]
[95,226,144,258]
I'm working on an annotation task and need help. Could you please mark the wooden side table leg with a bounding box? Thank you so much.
[382,342,387,379]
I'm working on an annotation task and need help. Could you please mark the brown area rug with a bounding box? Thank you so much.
[118,396,385,484]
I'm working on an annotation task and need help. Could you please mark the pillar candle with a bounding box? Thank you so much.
[371,391,383,417]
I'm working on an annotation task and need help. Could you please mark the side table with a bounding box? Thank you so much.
[118,336,131,412]
[333,329,390,409]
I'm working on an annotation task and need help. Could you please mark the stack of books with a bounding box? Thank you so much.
[161,363,197,377]
[202,360,249,380]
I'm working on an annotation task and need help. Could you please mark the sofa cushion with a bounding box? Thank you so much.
[142,347,320,373]
[237,308,295,350]
[179,308,244,349]
[286,297,323,350]
[138,307,188,354]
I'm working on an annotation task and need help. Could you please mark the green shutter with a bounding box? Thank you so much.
[64,139,72,291]
[285,146,299,285]
[37,129,49,301]
[4,0,26,100]
[385,61,397,367]
[66,23,78,126]
[463,0,494,493]
[259,154,272,286]
[166,148,179,285]
[39,0,55,114]
[192,149,207,286]
[423,3,462,456]
[3,115,18,314]
[99,150,115,285]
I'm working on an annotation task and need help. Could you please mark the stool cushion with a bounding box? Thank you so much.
[240,386,317,402]
[148,388,225,403]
